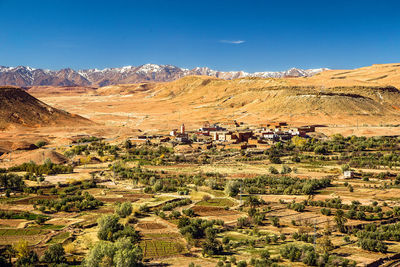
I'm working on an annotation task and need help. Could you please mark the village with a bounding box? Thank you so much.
[1,119,400,266]
[131,121,317,152]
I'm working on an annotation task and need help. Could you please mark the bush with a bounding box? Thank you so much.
[0,173,24,190]
[41,244,65,264]
[314,146,327,154]
[269,166,279,174]
[115,202,133,218]
[9,161,73,176]
[225,180,241,197]
[84,238,143,267]
[35,140,47,148]
[98,214,123,241]
[270,216,279,227]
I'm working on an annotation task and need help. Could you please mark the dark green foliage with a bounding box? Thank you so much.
[161,198,192,211]
[84,238,143,267]
[287,202,306,212]
[307,198,384,220]
[35,140,47,148]
[35,191,102,213]
[97,214,140,242]
[358,238,388,253]
[0,211,39,220]
[269,166,279,174]
[178,217,224,240]
[41,243,65,263]
[74,136,101,143]
[202,228,223,256]
[0,173,24,190]
[270,216,279,227]
[320,208,331,216]
[225,180,241,197]
[9,160,73,175]
[115,202,133,218]
[16,250,38,267]
[280,243,356,266]
[356,222,400,243]
[239,176,331,195]
[292,232,315,244]
[314,146,327,154]
[182,208,195,217]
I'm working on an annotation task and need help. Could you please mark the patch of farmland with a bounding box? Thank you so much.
[267,209,299,218]
[137,222,167,230]
[0,219,29,228]
[192,206,239,216]
[196,198,236,207]
[143,233,182,240]
[0,228,49,245]
[140,239,186,259]
[47,232,70,244]
[96,196,140,203]
[11,195,58,205]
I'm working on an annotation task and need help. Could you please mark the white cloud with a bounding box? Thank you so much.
[219,40,246,44]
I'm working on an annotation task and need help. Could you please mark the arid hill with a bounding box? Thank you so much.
[22,63,400,130]
[91,63,400,126]
[26,85,97,97]
[0,87,93,130]
[301,63,400,88]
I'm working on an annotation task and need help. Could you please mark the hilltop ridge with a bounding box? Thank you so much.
[0,87,93,129]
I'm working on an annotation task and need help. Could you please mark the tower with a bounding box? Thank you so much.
[180,123,185,134]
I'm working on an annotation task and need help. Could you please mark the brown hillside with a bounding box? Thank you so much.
[300,63,400,88]
[32,63,400,129]
[150,76,400,125]
[26,85,97,97]
[0,87,93,130]
[91,69,400,127]
[0,149,68,166]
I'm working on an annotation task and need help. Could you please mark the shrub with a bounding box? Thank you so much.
[115,202,133,218]
[35,140,47,148]
[41,244,65,264]
[84,237,142,267]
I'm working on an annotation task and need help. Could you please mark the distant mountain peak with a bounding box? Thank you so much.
[0,64,328,87]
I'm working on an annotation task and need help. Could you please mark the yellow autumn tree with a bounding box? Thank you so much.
[292,136,307,148]
[13,239,29,259]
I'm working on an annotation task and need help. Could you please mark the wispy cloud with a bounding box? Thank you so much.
[219,40,246,44]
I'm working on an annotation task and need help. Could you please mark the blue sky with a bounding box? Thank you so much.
[1,0,400,72]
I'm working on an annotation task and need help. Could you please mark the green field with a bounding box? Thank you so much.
[48,232,70,244]
[0,228,47,236]
[140,240,186,259]
[196,197,235,207]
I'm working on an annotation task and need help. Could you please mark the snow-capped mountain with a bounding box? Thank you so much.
[0,64,328,87]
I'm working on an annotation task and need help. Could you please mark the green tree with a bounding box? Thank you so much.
[113,237,143,267]
[314,145,327,154]
[334,209,348,233]
[224,180,241,197]
[41,243,65,264]
[244,195,261,208]
[270,216,280,227]
[115,202,133,218]
[269,166,279,174]
[84,241,116,267]
[202,228,223,256]
[98,214,123,241]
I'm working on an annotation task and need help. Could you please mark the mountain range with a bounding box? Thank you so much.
[0,64,327,87]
